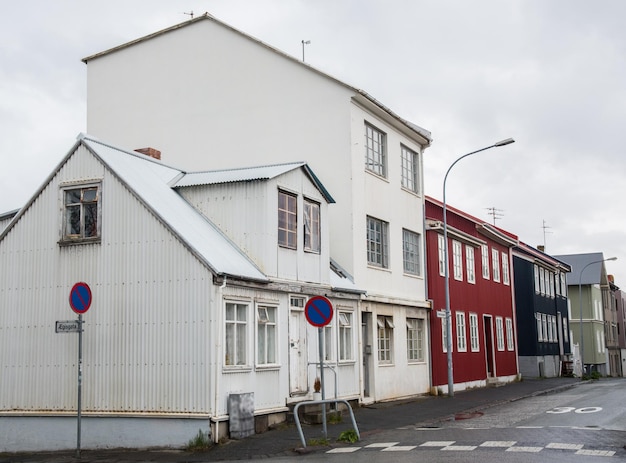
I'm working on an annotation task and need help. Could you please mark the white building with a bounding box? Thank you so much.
[0,134,362,451]
[83,13,433,403]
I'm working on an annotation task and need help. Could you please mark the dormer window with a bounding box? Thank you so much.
[304,199,320,253]
[60,183,101,244]
[278,190,297,249]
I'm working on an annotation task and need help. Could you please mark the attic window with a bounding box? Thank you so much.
[60,183,101,244]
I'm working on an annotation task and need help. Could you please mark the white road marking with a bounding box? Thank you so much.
[327,447,361,453]
[420,441,456,447]
[480,441,516,447]
[506,446,543,453]
[382,446,417,451]
[576,449,615,457]
[546,443,584,450]
[443,445,478,451]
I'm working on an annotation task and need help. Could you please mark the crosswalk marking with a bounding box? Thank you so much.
[327,440,618,457]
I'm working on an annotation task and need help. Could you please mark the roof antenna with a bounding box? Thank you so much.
[183,11,194,19]
[485,206,504,226]
[542,219,553,250]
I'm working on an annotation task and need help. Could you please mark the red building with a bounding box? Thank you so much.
[425,197,519,393]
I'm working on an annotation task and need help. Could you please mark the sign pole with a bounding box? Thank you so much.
[77,313,83,458]
[317,327,327,439]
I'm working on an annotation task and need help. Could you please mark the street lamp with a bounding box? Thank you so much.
[301,40,311,62]
[578,256,617,378]
[443,137,515,397]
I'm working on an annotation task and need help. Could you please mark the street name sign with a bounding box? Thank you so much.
[56,320,80,333]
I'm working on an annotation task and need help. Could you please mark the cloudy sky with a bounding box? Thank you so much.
[1,0,625,283]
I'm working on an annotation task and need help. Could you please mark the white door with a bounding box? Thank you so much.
[289,309,308,395]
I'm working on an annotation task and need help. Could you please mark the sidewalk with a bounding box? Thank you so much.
[0,377,582,462]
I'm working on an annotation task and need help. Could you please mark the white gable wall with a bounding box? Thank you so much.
[0,146,215,415]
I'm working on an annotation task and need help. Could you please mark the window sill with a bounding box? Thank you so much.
[255,365,281,372]
[58,237,101,246]
[223,366,253,373]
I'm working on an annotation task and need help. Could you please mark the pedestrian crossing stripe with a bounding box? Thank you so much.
[326,441,616,457]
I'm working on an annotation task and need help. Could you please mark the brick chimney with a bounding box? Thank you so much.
[135,147,161,160]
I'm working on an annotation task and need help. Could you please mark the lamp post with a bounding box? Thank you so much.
[443,137,515,397]
[578,256,617,378]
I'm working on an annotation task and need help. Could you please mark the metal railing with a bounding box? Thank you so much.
[293,398,360,448]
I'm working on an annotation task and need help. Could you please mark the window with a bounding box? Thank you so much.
[442,317,448,352]
[365,123,386,177]
[492,249,501,282]
[555,272,561,297]
[495,317,504,351]
[402,229,421,276]
[453,240,463,281]
[400,145,420,193]
[303,199,320,253]
[552,315,558,343]
[563,317,569,342]
[560,273,567,297]
[541,314,548,342]
[469,313,480,352]
[506,317,514,351]
[377,316,394,363]
[549,272,555,298]
[257,306,277,365]
[456,312,467,352]
[278,190,297,249]
[62,184,101,242]
[438,234,446,276]
[481,244,490,279]
[367,216,389,268]
[406,318,425,362]
[536,313,543,342]
[338,312,353,361]
[501,252,510,285]
[324,322,334,361]
[225,302,248,366]
[547,316,553,342]
[539,267,545,295]
[534,264,540,293]
[466,246,476,284]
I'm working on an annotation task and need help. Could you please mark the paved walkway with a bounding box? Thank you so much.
[0,377,582,462]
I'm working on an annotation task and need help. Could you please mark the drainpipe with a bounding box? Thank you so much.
[213,275,227,443]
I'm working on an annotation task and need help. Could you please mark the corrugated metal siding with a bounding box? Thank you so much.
[0,146,214,414]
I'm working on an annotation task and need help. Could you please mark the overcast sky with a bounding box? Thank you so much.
[1,0,625,284]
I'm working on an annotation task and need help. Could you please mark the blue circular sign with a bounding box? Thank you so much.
[69,282,92,314]
[305,296,334,327]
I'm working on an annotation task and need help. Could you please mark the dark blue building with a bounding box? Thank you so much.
[512,243,572,378]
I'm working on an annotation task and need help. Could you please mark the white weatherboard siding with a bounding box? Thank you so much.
[0,145,214,414]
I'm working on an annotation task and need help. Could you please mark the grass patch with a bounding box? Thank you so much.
[307,437,330,446]
[337,429,359,444]
[186,429,212,452]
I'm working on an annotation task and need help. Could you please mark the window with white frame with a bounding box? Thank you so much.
[481,244,490,279]
[438,234,446,276]
[257,306,277,365]
[304,199,320,253]
[536,313,543,341]
[505,317,514,351]
[442,316,451,353]
[542,314,548,342]
[539,267,545,295]
[534,264,540,293]
[492,249,501,282]
[367,216,389,268]
[225,302,248,366]
[496,317,505,351]
[61,183,101,242]
[338,312,353,361]
[469,313,480,352]
[456,312,467,352]
[547,316,553,342]
[377,316,394,363]
[278,190,297,249]
[563,317,569,342]
[365,123,386,177]
[406,318,424,362]
[466,246,476,284]
[402,229,421,276]
[549,272,555,298]
[501,252,510,285]
[324,322,334,361]
[555,272,561,297]
[453,240,463,281]
[560,273,567,297]
[400,145,420,193]
[552,315,558,342]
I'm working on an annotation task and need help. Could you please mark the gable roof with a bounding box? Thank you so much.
[554,252,611,285]
[513,241,572,272]
[0,134,269,283]
[82,13,431,146]
[173,162,335,203]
